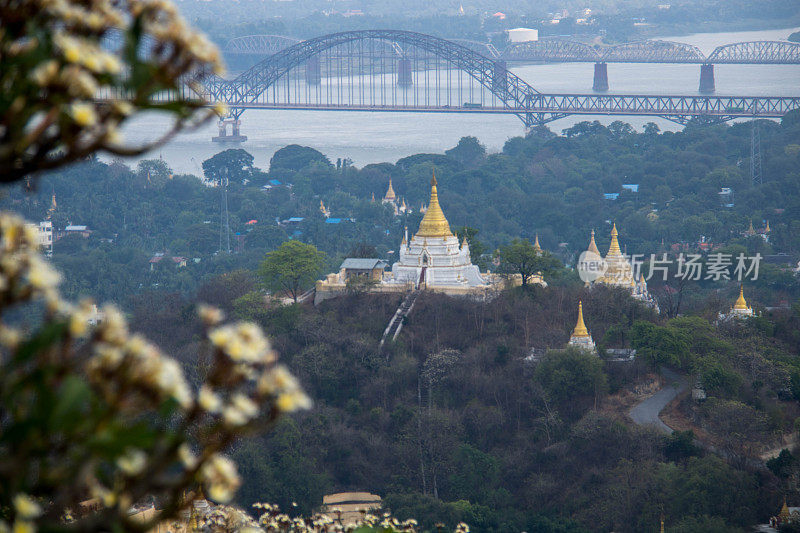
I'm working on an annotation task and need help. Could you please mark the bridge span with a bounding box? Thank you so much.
[176,30,800,140]
[223,34,800,93]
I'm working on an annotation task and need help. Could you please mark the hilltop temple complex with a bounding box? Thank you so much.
[719,285,756,321]
[584,225,658,309]
[316,174,521,303]
[379,179,409,216]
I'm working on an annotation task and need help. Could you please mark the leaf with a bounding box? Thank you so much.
[13,321,68,365]
[50,376,92,432]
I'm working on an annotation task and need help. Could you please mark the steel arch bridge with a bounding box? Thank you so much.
[171,30,800,136]
[708,41,800,64]
[201,30,541,122]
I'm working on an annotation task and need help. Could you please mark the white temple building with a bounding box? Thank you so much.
[316,173,517,302]
[388,174,487,290]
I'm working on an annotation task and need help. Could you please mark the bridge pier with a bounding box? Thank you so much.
[593,62,609,92]
[492,60,508,92]
[212,118,247,143]
[699,63,715,93]
[305,56,321,85]
[397,58,413,87]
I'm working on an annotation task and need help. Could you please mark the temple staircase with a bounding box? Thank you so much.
[379,288,420,349]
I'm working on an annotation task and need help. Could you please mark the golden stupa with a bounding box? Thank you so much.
[383,179,396,202]
[568,300,596,352]
[572,301,590,338]
[733,285,751,311]
[533,233,542,253]
[607,223,622,257]
[415,173,453,238]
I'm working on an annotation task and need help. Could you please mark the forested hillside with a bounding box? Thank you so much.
[4,115,799,311]
[121,279,800,532]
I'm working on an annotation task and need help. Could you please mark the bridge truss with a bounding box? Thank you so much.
[183,30,800,129]
[500,37,800,64]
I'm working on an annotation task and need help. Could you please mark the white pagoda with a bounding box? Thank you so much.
[390,173,487,289]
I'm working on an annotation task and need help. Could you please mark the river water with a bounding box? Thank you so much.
[114,26,800,174]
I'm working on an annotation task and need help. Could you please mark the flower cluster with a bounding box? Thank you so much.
[0,0,225,183]
[252,503,425,533]
[0,213,310,533]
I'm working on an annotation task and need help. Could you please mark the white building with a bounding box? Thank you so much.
[506,28,539,43]
[26,220,53,255]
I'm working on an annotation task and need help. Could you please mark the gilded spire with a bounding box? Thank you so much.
[401,226,407,245]
[747,220,755,235]
[533,233,542,253]
[415,171,453,238]
[607,223,622,257]
[47,192,57,219]
[572,301,590,338]
[587,229,600,255]
[765,220,771,233]
[733,285,750,311]
[384,179,396,201]
[780,496,790,520]
[371,192,375,202]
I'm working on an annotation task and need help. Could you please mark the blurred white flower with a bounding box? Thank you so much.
[13,494,41,520]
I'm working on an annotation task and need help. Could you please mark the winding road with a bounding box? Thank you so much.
[629,368,689,434]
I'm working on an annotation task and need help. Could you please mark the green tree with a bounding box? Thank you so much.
[258,240,325,303]
[445,136,486,166]
[454,226,486,267]
[630,321,691,369]
[499,238,561,287]
[202,149,257,184]
[534,347,608,416]
[269,145,331,172]
[136,159,172,189]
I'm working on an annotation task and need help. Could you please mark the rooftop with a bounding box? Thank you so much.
[340,258,388,271]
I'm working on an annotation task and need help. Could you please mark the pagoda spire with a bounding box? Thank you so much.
[607,223,622,257]
[533,233,542,253]
[384,179,396,202]
[733,285,750,311]
[415,170,452,238]
[572,301,590,338]
[587,229,600,255]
